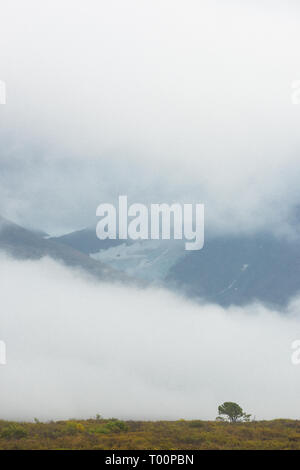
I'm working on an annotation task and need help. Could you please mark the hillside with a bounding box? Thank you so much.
[0,216,130,283]
[0,418,300,450]
[54,226,300,307]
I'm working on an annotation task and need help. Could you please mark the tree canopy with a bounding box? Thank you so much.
[217,402,251,423]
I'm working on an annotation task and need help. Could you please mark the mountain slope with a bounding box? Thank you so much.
[0,217,129,283]
[167,234,300,307]
[54,227,126,254]
[54,226,300,307]
[54,229,185,282]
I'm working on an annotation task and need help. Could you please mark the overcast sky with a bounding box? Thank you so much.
[2,2,300,422]
[0,0,300,236]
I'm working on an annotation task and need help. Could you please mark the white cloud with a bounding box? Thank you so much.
[0,253,300,421]
[0,1,300,235]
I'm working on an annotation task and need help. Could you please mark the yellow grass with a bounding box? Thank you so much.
[0,418,300,450]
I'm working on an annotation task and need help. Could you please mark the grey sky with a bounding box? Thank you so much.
[0,0,300,236]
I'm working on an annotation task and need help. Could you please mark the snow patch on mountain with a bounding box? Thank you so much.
[90,239,186,281]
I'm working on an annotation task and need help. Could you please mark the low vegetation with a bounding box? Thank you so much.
[0,418,300,450]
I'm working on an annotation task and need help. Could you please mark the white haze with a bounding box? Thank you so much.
[0,0,300,236]
[1,253,300,422]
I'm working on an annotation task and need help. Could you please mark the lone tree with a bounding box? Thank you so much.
[216,402,251,423]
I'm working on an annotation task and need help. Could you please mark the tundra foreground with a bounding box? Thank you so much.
[0,418,299,450]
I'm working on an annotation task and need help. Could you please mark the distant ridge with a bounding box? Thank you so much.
[0,216,131,283]
[54,224,300,308]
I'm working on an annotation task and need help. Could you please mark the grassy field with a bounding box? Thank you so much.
[0,418,300,450]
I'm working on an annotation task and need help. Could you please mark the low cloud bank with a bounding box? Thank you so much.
[0,253,300,421]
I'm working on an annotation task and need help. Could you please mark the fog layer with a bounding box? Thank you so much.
[0,1,300,236]
[0,253,299,421]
